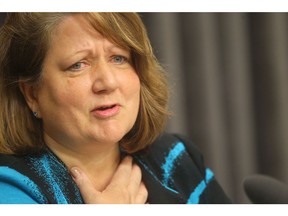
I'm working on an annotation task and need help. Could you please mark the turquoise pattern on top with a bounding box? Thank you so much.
[186,168,214,204]
[161,142,185,186]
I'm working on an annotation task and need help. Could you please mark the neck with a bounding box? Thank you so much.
[44,134,121,191]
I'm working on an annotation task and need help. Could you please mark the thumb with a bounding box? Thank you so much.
[70,167,100,203]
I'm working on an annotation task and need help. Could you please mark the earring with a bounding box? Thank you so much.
[33,111,38,117]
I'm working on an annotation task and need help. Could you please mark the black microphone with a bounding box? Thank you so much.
[243,174,288,204]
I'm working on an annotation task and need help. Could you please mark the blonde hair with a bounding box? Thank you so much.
[0,13,169,155]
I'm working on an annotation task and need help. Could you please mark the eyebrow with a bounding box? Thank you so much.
[62,49,94,61]
[61,43,129,62]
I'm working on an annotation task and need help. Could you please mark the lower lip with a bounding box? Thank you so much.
[92,105,121,118]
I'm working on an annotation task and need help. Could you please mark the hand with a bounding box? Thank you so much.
[70,156,148,204]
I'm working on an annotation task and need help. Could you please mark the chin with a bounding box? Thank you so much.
[94,133,125,145]
[90,124,134,145]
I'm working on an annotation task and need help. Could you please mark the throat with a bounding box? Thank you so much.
[47,144,121,191]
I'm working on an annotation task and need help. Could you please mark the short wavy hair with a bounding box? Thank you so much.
[0,13,169,155]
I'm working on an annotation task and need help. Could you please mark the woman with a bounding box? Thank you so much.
[0,13,231,204]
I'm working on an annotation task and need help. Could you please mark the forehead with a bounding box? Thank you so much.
[43,14,132,67]
[46,15,106,57]
[51,14,102,42]
[48,14,127,53]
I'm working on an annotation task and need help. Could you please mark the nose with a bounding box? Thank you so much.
[91,60,119,94]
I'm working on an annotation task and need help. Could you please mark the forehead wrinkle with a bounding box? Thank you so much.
[102,39,129,55]
[47,14,128,64]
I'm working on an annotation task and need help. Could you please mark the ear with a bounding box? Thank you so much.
[19,82,42,118]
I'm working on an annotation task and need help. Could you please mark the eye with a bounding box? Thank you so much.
[67,62,88,72]
[111,55,128,65]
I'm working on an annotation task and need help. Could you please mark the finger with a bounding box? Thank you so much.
[127,164,142,195]
[109,156,133,187]
[135,182,148,204]
[70,167,100,203]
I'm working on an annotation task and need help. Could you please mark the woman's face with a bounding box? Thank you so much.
[35,15,140,149]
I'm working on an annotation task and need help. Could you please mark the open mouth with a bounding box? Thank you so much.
[92,104,120,118]
[96,104,117,111]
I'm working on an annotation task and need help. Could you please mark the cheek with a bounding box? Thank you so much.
[62,84,87,106]
[37,78,87,113]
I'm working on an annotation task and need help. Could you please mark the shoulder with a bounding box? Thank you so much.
[147,132,203,158]
[0,153,23,166]
[154,133,204,163]
[132,133,232,204]
[0,153,47,203]
[135,133,205,173]
[0,153,35,176]
[0,151,83,204]
[133,133,206,183]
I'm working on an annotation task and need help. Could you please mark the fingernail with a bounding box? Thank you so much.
[126,155,132,160]
[124,156,133,163]
[70,167,81,179]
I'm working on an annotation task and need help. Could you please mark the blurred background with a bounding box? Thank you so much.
[140,13,288,204]
[1,12,288,203]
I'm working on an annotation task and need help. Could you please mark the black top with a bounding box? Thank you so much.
[0,133,231,204]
